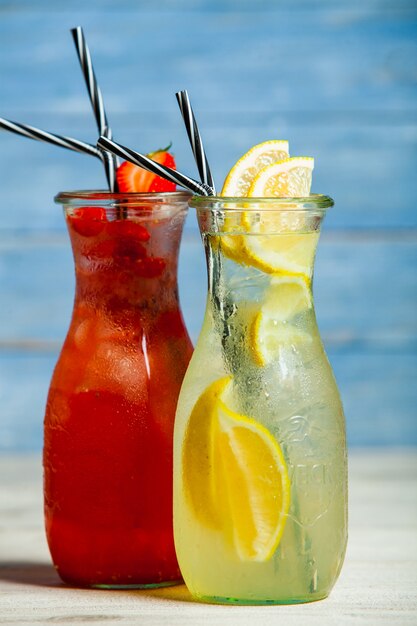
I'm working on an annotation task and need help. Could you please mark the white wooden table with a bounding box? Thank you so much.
[1,450,416,625]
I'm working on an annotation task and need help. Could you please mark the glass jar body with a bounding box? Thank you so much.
[173,197,347,604]
[44,191,193,588]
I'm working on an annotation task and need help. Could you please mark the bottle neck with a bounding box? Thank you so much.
[67,209,186,315]
[73,256,180,313]
[204,230,319,317]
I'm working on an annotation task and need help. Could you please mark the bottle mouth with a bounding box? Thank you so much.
[191,193,334,212]
[55,189,193,207]
[194,194,330,236]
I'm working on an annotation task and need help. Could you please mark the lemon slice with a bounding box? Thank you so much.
[219,141,290,263]
[216,397,290,561]
[263,275,312,319]
[250,276,313,367]
[243,229,319,278]
[242,156,318,277]
[248,156,314,198]
[251,318,312,367]
[221,141,290,197]
[217,233,247,266]
[220,151,316,273]
[182,377,230,528]
[182,377,291,561]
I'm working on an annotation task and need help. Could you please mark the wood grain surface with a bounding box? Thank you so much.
[0,450,416,625]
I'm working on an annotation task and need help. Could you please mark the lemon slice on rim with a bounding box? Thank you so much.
[221,140,290,197]
[182,377,291,561]
[248,156,314,198]
[219,151,316,277]
[249,276,313,367]
[219,141,290,263]
[240,157,317,276]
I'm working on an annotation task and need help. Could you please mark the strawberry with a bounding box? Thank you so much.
[116,148,176,193]
[106,220,150,262]
[116,239,147,262]
[106,220,150,242]
[136,257,166,278]
[86,239,116,259]
[147,151,176,192]
[68,207,107,237]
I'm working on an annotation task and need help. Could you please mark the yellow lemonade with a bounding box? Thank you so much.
[174,197,347,604]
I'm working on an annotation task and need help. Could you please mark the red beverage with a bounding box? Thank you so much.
[44,191,193,587]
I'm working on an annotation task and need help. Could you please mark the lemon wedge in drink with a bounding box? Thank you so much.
[250,276,313,367]
[263,275,312,318]
[182,377,291,561]
[221,140,290,197]
[248,156,314,198]
[242,228,319,279]
[182,377,230,528]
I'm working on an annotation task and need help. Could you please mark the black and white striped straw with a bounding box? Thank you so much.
[0,116,103,160]
[71,26,118,191]
[98,136,215,197]
[176,90,216,193]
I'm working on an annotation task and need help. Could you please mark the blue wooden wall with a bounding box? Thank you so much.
[0,0,416,450]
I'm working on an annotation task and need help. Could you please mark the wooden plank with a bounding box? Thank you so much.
[0,118,416,230]
[0,1,415,457]
[0,451,416,624]
[0,348,416,451]
[0,354,55,451]
[1,6,416,115]
[0,234,415,450]
[331,351,417,446]
[3,0,417,11]
[0,233,415,344]
[0,2,416,231]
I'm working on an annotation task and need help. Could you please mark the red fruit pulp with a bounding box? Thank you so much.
[44,203,192,587]
[70,206,107,237]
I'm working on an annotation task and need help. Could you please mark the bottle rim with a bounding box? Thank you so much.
[191,193,334,212]
[55,189,193,206]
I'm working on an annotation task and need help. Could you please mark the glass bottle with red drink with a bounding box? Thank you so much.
[44,189,193,588]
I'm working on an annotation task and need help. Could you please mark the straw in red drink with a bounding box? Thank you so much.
[71,26,118,192]
[98,136,215,196]
[0,116,103,160]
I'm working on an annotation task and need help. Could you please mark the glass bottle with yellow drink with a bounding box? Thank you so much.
[173,142,348,604]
